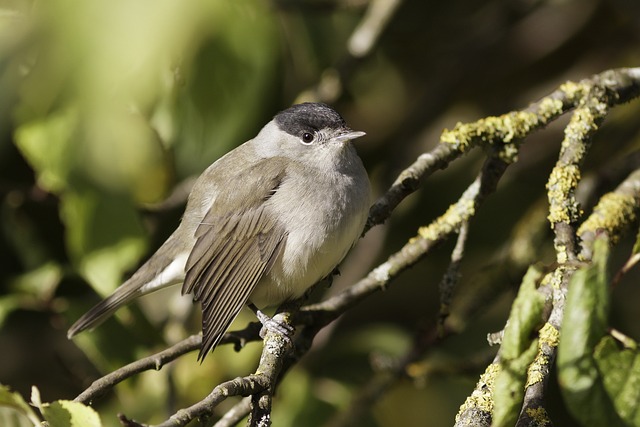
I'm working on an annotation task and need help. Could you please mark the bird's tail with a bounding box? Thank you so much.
[67,282,142,338]
[67,229,191,339]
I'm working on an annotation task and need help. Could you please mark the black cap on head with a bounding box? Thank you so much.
[274,103,347,138]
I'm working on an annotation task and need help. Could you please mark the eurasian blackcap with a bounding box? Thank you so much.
[67,102,371,360]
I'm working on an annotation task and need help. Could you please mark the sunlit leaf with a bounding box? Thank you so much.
[14,109,77,194]
[0,263,61,327]
[60,189,147,297]
[40,400,102,427]
[0,296,21,328]
[31,386,102,427]
[0,384,40,427]
[10,262,62,298]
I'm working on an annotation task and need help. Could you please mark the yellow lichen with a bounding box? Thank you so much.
[563,106,600,149]
[540,269,564,290]
[526,323,559,388]
[559,81,588,102]
[546,164,582,225]
[536,97,564,121]
[525,407,552,426]
[440,110,541,156]
[577,193,637,243]
[455,363,501,422]
[555,245,569,264]
[419,197,475,241]
[539,322,560,347]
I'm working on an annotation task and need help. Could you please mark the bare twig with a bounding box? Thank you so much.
[438,220,470,335]
[76,334,201,405]
[212,397,251,427]
[76,323,263,405]
[348,0,403,58]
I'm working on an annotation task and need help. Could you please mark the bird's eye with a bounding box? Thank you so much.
[301,132,314,145]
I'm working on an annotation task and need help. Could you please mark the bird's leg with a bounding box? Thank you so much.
[248,303,295,342]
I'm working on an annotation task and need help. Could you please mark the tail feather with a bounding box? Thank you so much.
[67,229,193,339]
[67,282,142,338]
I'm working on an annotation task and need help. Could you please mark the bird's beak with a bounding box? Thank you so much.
[335,130,366,143]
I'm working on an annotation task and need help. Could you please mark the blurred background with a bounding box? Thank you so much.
[1,0,640,426]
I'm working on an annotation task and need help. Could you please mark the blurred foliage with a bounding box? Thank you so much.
[558,236,640,426]
[0,0,640,426]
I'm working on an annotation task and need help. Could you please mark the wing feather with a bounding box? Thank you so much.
[183,168,288,360]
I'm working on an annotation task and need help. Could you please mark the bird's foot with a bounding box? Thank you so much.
[249,304,295,343]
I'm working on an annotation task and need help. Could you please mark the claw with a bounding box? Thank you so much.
[249,304,295,342]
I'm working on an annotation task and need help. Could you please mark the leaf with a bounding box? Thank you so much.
[493,340,539,427]
[31,386,102,427]
[558,235,626,426]
[0,296,21,329]
[499,266,545,360]
[492,266,546,427]
[60,189,147,297]
[14,109,78,194]
[61,188,154,370]
[0,384,41,426]
[40,400,102,427]
[595,336,640,425]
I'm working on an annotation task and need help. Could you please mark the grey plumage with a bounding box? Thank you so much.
[67,102,371,360]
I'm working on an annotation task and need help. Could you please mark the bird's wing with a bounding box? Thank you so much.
[183,162,288,360]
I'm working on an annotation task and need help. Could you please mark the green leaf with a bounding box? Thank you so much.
[60,189,147,296]
[0,384,41,426]
[558,235,626,426]
[0,261,62,328]
[61,188,155,369]
[14,109,78,194]
[40,400,102,427]
[493,340,539,427]
[10,262,62,297]
[0,296,21,329]
[595,336,640,425]
[31,386,102,427]
[499,266,545,360]
[492,266,546,427]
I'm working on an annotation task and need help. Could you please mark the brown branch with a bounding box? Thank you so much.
[76,323,263,405]
[76,334,201,405]
[212,397,251,427]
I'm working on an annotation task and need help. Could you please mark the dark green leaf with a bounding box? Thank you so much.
[558,236,626,426]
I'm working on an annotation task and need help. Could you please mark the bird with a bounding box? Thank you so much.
[67,102,371,361]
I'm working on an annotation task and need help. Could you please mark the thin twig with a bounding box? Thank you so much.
[438,220,470,335]
[77,323,262,405]
[76,334,201,405]
[212,397,251,427]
